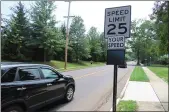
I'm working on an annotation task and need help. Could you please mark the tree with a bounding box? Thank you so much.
[129,19,157,65]
[52,27,66,61]
[87,27,102,62]
[99,32,107,62]
[150,1,168,55]
[30,0,62,61]
[61,22,66,40]
[69,16,90,62]
[2,2,31,61]
[1,25,8,58]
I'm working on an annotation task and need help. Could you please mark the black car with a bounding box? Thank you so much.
[1,64,75,112]
[118,62,127,68]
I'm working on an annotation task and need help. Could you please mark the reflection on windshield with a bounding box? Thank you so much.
[1,68,8,76]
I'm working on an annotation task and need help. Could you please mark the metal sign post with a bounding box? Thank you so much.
[113,65,118,111]
[104,5,131,112]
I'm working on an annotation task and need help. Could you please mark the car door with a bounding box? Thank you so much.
[1,67,23,106]
[17,67,49,109]
[40,67,67,103]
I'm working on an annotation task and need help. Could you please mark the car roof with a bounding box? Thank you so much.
[1,63,50,69]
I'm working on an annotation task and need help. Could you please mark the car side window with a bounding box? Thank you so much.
[1,68,17,83]
[41,68,59,79]
[19,68,41,81]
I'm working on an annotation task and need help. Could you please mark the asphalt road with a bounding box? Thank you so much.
[39,61,136,111]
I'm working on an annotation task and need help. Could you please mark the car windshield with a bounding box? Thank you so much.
[1,68,8,76]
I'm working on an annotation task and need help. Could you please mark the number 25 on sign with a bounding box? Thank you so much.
[107,23,127,35]
[104,5,131,38]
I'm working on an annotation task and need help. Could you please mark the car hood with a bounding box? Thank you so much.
[64,75,73,78]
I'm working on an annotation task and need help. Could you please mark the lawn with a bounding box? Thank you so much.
[149,64,168,67]
[148,65,168,83]
[117,100,138,111]
[2,60,105,72]
[36,60,105,72]
[130,66,149,82]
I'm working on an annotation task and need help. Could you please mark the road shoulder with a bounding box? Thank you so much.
[98,66,134,111]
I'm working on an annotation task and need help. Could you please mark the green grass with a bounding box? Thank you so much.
[130,66,149,82]
[117,100,138,111]
[148,65,168,83]
[1,60,105,72]
[36,60,105,72]
[149,64,168,67]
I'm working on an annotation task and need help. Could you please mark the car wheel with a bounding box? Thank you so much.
[64,85,74,102]
[3,106,23,112]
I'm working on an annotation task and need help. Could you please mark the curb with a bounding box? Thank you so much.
[110,78,129,111]
[119,65,135,99]
[119,78,130,99]
[110,66,135,111]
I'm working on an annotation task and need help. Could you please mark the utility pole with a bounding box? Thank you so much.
[64,1,71,70]
[64,1,75,69]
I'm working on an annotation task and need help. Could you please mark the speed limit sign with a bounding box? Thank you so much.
[104,5,131,38]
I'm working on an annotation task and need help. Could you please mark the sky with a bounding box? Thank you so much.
[1,1,155,33]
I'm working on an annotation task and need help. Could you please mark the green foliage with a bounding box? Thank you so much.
[99,32,107,61]
[157,54,169,65]
[128,1,169,65]
[125,53,132,61]
[2,2,31,61]
[1,1,107,63]
[61,23,66,40]
[87,27,102,62]
[150,1,168,55]
[29,0,64,61]
[69,16,90,62]
[129,19,158,65]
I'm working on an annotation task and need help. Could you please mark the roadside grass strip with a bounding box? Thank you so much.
[2,60,105,71]
[148,66,168,83]
[32,60,105,72]
[130,66,149,82]
[117,100,138,111]
[50,60,104,69]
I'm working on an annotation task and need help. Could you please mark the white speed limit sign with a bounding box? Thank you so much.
[104,6,131,38]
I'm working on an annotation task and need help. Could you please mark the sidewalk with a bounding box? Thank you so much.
[142,67,168,111]
[122,81,164,111]
[119,67,168,111]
